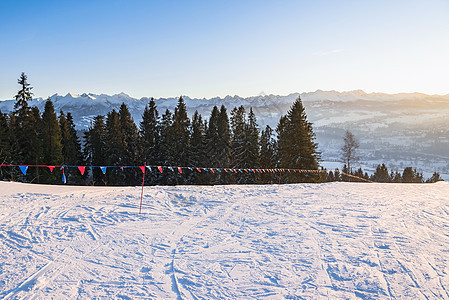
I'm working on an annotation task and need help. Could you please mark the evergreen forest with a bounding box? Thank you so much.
[0,73,442,185]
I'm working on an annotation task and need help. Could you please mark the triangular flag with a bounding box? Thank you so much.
[62,172,66,184]
[19,165,28,175]
[224,169,228,173]
[120,166,124,171]
[78,166,86,175]
[217,169,221,172]
[146,166,152,172]
[139,166,146,174]
[168,167,174,172]
[178,167,182,173]
[48,166,55,172]
[197,168,201,172]
[158,166,163,173]
[100,166,107,174]
[211,169,215,173]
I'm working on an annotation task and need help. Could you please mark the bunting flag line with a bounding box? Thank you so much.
[19,165,28,175]
[139,166,146,174]
[100,166,107,175]
[78,166,86,175]
[1,163,369,183]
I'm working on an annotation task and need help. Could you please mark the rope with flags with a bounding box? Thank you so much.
[0,163,373,183]
[0,163,373,213]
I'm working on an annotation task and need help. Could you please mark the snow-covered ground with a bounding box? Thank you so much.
[1,181,449,299]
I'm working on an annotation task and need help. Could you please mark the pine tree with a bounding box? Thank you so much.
[259,125,276,183]
[402,167,422,183]
[190,111,207,184]
[230,106,246,170]
[41,99,63,183]
[172,97,191,168]
[14,73,33,113]
[104,110,123,185]
[372,164,390,182]
[60,112,84,184]
[10,73,42,182]
[139,98,160,164]
[277,96,320,183]
[159,109,176,184]
[139,98,160,185]
[84,115,106,185]
[0,111,10,163]
[0,111,10,180]
[119,103,139,185]
[217,105,232,168]
[206,106,221,167]
[244,108,259,183]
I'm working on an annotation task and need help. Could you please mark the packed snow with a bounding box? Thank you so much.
[1,181,449,299]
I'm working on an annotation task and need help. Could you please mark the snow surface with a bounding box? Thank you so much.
[1,181,449,299]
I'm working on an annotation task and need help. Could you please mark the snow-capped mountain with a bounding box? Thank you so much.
[1,90,449,179]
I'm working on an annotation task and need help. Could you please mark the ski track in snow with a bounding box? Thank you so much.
[1,181,449,299]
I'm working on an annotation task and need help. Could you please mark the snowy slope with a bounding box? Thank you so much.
[1,181,449,299]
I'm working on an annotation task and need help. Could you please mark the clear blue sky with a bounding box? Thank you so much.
[1,0,448,100]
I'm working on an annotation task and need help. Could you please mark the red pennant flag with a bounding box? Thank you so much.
[139,166,146,174]
[197,168,201,172]
[211,169,215,173]
[78,166,86,175]
[48,166,55,172]
[178,167,182,173]
[158,166,163,173]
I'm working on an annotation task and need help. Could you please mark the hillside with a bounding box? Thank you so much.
[1,181,449,298]
[1,90,449,178]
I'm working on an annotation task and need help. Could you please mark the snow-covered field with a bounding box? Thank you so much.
[1,181,449,299]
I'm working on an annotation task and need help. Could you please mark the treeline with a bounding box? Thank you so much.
[336,164,442,183]
[0,73,323,185]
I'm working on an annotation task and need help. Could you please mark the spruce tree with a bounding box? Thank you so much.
[105,110,123,185]
[41,99,63,183]
[244,108,259,183]
[84,115,106,185]
[139,98,160,185]
[259,125,276,183]
[172,97,190,164]
[139,98,160,164]
[159,109,176,184]
[10,73,42,182]
[206,106,221,167]
[372,164,390,182]
[190,111,207,184]
[60,112,84,184]
[276,97,320,183]
[0,111,10,180]
[119,103,139,185]
[0,111,9,163]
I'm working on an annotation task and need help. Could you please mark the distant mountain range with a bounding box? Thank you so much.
[1,90,449,179]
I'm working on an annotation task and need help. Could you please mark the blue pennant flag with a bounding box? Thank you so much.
[62,173,66,184]
[100,166,107,174]
[216,169,221,172]
[168,167,174,172]
[19,165,28,175]
[146,166,152,172]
